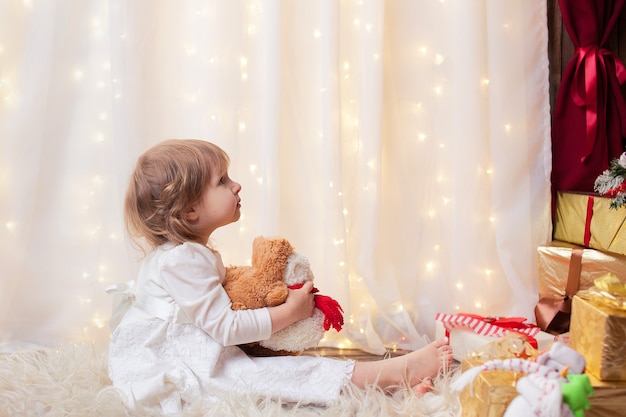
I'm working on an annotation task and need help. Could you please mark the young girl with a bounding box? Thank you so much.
[108,139,453,414]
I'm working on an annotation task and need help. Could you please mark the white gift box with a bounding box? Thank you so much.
[434,318,556,362]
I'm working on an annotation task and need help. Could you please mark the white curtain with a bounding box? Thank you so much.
[0,0,552,354]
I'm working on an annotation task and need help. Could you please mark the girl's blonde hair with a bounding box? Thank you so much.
[124,139,230,249]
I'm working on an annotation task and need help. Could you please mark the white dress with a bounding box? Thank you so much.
[108,242,354,415]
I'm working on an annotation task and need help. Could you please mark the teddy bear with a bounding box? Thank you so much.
[223,236,343,357]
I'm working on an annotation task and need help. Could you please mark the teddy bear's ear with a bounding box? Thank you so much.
[252,235,266,248]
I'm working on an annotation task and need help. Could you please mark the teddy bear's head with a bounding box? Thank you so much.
[223,236,293,312]
[250,236,294,281]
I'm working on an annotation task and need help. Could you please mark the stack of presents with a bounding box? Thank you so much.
[436,185,626,416]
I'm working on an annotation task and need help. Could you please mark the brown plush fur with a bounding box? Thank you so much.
[223,236,292,310]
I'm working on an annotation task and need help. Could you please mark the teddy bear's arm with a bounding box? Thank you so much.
[265,281,289,307]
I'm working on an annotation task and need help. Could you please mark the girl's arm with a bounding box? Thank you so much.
[267,281,315,333]
[160,243,312,346]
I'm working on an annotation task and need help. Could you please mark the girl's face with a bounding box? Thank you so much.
[187,169,241,242]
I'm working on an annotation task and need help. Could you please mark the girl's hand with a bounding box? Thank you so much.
[284,280,315,322]
[268,280,315,334]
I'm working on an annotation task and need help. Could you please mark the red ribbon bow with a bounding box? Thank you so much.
[289,284,344,332]
[571,45,626,163]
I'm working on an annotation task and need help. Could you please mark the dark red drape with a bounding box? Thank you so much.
[552,0,626,195]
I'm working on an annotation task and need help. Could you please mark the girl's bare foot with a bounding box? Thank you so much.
[405,337,453,387]
[350,337,453,391]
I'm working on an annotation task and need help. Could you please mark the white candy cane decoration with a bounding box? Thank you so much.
[450,358,565,395]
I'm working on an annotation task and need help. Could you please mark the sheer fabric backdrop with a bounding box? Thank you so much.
[0,0,551,354]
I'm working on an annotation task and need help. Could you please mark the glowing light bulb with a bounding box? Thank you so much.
[79,297,92,305]
[92,315,106,329]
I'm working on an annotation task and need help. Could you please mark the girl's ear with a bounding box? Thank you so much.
[183,205,199,222]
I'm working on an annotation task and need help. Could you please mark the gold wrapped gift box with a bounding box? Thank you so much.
[459,356,626,417]
[535,241,626,333]
[537,241,626,300]
[459,358,520,417]
[570,295,626,381]
[553,191,626,256]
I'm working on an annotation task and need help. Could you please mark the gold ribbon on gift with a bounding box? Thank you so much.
[586,273,626,311]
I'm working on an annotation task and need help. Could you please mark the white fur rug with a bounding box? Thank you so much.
[0,343,462,417]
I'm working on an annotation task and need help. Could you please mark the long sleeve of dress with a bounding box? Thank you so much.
[159,243,272,346]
